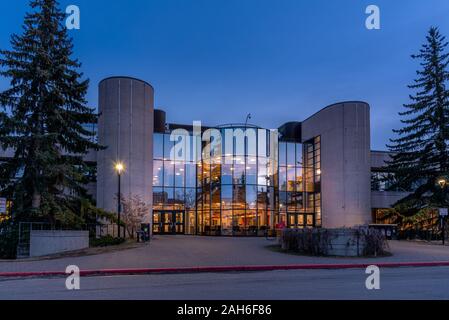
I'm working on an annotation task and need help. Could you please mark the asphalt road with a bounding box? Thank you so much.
[1,266,449,300]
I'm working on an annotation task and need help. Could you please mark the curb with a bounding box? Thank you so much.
[2,261,449,278]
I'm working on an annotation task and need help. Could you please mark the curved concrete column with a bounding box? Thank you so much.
[97,77,154,222]
[302,102,371,228]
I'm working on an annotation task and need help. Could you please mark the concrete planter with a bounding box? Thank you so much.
[280,227,386,257]
[29,230,89,257]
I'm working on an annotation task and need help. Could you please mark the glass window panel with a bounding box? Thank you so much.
[258,208,267,229]
[202,187,211,211]
[257,157,268,185]
[288,214,296,227]
[246,185,257,209]
[279,211,286,225]
[221,210,233,235]
[267,187,276,211]
[196,190,203,211]
[287,143,295,166]
[185,162,196,187]
[171,133,187,161]
[185,188,196,209]
[257,186,268,210]
[202,162,211,185]
[258,129,268,157]
[211,163,221,185]
[294,192,303,211]
[233,161,245,185]
[211,185,221,210]
[221,185,233,209]
[153,187,164,210]
[174,188,185,210]
[307,215,314,226]
[203,210,211,230]
[233,210,245,235]
[245,157,257,185]
[298,215,305,226]
[287,167,296,191]
[186,210,196,235]
[154,133,164,160]
[211,209,221,232]
[279,166,287,191]
[246,209,257,234]
[164,188,174,210]
[287,192,296,211]
[222,162,232,185]
[266,210,272,229]
[279,192,287,211]
[163,161,175,187]
[210,132,222,159]
[233,184,246,210]
[305,193,314,212]
[164,133,173,160]
[197,163,203,188]
[174,162,185,187]
[246,129,257,157]
[196,210,204,234]
[279,142,287,166]
[153,160,163,187]
[296,167,303,192]
[295,143,303,166]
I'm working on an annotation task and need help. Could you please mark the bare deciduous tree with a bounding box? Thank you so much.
[121,194,149,238]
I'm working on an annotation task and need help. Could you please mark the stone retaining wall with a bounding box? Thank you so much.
[29,230,89,257]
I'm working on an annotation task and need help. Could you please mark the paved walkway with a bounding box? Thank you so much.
[1,236,449,273]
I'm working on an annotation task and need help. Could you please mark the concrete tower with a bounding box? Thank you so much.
[302,102,372,228]
[97,77,154,222]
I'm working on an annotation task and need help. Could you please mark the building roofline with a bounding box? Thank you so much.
[301,101,370,123]
[99,76,154,90]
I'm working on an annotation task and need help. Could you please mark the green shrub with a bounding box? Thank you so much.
[90,235,125,247]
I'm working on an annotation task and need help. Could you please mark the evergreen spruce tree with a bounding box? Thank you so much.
[386,27,449,214]
[0,0,102,224]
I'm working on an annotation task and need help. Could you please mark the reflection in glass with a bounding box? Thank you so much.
[221,185,232,209]
[163,161,175,187]
[164,134,173,161]
[153,160,163,187]
[279,142,286,166]
[153,125,321,235]
[154,133,164,160]
[185,162,196,187]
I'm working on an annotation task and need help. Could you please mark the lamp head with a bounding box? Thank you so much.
[115,162,125,175]
[438,178,447,189]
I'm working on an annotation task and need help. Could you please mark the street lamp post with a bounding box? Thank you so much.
[437,177,447,245]
[115,162,125,238]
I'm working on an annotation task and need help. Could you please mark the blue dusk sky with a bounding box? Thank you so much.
[2,0,449,150]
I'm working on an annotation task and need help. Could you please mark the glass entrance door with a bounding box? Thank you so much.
[153,211,185,235]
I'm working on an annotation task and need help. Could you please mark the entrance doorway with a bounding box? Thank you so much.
[153,211,185,235]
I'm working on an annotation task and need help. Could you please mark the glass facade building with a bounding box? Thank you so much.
[94,83,372,231]
[152,124,321,236]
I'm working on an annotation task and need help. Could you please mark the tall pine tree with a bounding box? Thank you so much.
[387,27,449,214]
[0,0,102,224]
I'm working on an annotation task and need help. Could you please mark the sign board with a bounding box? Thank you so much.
[439,208,448,217]
[0,198,7,214]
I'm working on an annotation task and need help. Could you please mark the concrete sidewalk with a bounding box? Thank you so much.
[1,236,449,274]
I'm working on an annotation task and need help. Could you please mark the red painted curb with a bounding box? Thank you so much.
[2,261,449,278]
